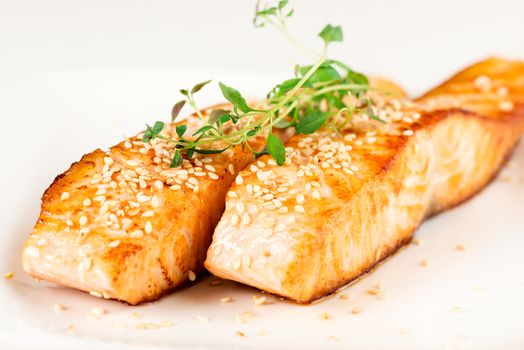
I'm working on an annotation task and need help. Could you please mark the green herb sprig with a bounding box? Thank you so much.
[143,0,381,167]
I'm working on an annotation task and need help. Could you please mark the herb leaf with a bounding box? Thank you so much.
[171,100,186,122]
[295,111,329,134]
[318,24,343,45]
[191,80,212,94]
[175,124,187,138]
[143,121,165,142]
[143,1,375,168]
[267,133,286,165]
[209,109,230,124]
[219,82,254,113]
[170,149,183,168]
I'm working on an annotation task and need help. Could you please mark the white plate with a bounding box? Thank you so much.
[1,71,523,350]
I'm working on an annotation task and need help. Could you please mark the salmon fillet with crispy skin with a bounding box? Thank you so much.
[204,58,524,303]
[21,104,283,305]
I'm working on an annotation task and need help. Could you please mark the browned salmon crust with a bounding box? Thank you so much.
[204,58,524,303]
[21,104,279,305]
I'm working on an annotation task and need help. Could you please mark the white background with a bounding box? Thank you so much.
[2,0,524,90]
[1,1,524,349]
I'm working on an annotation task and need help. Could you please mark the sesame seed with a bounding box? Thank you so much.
[83,198,92,207]
[126,160,139,167]
[89,291,102,298]
[455,244,466,251]
[66,219,73,227]
[79,227,90,235]
[170,184,181,190]
[4,272,14,279]
[419,259,429,267]
[275,223,286,231]
[262,193,274,201]
[230,214,239,226]
[61,192,70,201]
[136,194,151,203]
[473,75,491,92]
[151,195,160,207]
[451,306,465,313]
[242,213,251,225]
[220,297,233,303]
[296,194,305,204]
[145,221,152,234]
[196,316,209,322]
[235,175,243,185]
[412,238,423,246]
[228,191,238,198]
[236,202,246,214]
[228,164,235,175]
[232,259,241,271]
[499,100,514,111]
[108,240,120,248]
[94,195,106,203]
[367,289,381,296]
[497,86,509,96]
[294,205,305,213]
[209,279,223,287]
[277,206,288,214]
[403,129,414,136]
[253,296,266,305]
[351,307,362,314]
[79,216,88,226]
[208,172,219,180]
[320,312,330,320]
[312,189,320,199]
[131,230,144,238]
[53,303,66,313]
[188,270,196,281]
[124,141,132,149]
[263,217,275,227]
[339,293,353,300]
[142,211,154,217]
[112,322,126,329]
[90,307,106,317]
[235,331,245,337]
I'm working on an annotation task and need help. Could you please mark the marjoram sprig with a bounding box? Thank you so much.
[143,0,381,167]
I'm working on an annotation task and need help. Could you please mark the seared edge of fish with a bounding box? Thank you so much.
[21,104,279,305]
[204,58,524,302]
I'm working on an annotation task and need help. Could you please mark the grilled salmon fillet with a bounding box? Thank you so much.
[204,58,524,302]
[21,104,283,305]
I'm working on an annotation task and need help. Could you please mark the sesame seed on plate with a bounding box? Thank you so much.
[253,296,266,305]
[188,270,196,281]
[90,307,106,317]
[53,303,66,313]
